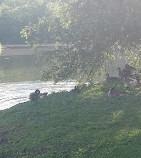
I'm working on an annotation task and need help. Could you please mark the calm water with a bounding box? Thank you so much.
[0,55,76,110]
[0,55,41,82]
[0,81,76,110]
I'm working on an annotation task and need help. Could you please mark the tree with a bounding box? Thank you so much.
[0,0,52,44]
[30,0,141,81]
[1,0,141,81]
[0,43,1,53]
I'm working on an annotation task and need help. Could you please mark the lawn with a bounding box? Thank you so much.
[0,83,141,157]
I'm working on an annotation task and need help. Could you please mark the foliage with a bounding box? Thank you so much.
[27,0,141,81]
[0,0,52,44]
[0,0,141,80]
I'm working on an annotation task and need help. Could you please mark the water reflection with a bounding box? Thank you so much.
[0,55,41,82]
[0,81,76,110]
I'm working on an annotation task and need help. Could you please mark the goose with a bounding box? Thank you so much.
[71,86,81,93]
[117,64,135,80]
[123,77,133,85]
[123,74,140,87]
[106,73,121,83]
[29,89,40,101]
[108,88,126,98]
[129,75,140,87]
[125,64,136,72]
[123,64,136,78]
[117,67,124,79]
[39,92,48,98]
[122,68,134,79]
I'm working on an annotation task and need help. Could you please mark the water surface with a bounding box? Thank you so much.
[0,81,76,110]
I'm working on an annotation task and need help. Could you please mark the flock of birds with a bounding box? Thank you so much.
[29,86,80,102]
[107,64,141,98]
[29,64,140,101]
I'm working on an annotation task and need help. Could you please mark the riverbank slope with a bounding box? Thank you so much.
[0,83,141,158]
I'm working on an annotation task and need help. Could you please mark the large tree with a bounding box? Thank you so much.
[24,0,141,81]
[1,0,141,81]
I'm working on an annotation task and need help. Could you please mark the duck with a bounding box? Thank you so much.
[29,89,40,101]
[106,73,121,83]
[108,88,126,98]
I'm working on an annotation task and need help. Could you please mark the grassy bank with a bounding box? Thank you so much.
[0,83,141,157]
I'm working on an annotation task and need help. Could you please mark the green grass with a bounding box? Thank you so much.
[0,83,141,157]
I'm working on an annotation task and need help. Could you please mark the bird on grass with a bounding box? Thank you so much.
[125,64,136,72]
[71,86,81,93]
[130,76,141,88]
[124,75,141,88]
[106,73,121,83]
[117,67,124,80]
[29,89,40,102]
[108,88,126,98]
[117,64,136,80]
